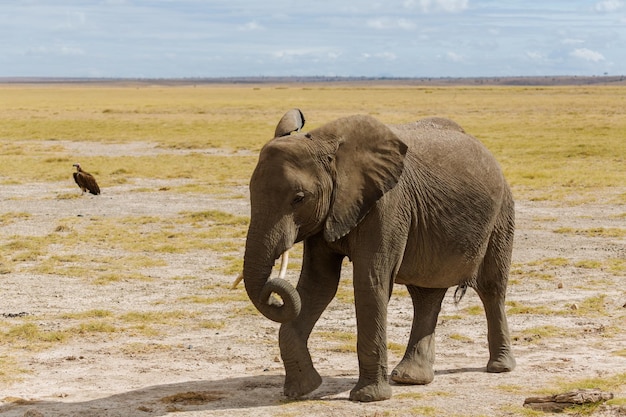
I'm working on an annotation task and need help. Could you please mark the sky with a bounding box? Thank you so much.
[1,0,625,78]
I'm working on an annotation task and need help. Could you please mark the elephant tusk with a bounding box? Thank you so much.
[231,250,290,289]
[277,250,289,279]
[231,272,244,289]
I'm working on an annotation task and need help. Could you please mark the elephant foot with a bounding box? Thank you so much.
[349,379,392,402]
[390,358,434,385]
[283,366,322,399]
[487,352,516,373]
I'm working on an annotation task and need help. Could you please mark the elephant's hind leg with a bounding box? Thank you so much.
[474,216,516,373]
[474,282,516,373]
[391,286,447,385]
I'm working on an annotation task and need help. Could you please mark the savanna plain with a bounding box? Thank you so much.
[0,83,624,417]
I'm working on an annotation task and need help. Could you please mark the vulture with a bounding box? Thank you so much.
[72,163,101,195]
[274,108,305,137]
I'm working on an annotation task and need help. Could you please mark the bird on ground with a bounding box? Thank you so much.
[72,163,101,195]
[274,108,305,137]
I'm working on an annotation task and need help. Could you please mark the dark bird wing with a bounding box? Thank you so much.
[76,171,100,195]
[73,172,82,189]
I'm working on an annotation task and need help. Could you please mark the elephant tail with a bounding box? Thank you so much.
[453,284,468,304]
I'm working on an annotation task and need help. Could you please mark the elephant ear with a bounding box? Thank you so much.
[316,115,408,242]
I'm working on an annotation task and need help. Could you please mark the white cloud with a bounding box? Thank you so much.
[526,51,544,61]
[570,48,605,62]
[238,21,264,31]
[60,45,84,56]
[562,38,585,45]
[362,52,397,61]
[378,52,397,60]
[366,18,415,30]
[445,51,465,62]
[25,44,84,56]
[409,0,469,13]
[594,0,624,12]
[272,48,341,61]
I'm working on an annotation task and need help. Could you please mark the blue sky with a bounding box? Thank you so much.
[1,0,624,78]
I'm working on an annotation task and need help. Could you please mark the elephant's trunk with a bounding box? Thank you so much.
[243,229,301,323]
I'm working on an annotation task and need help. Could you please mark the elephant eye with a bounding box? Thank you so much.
[292,191,305,206]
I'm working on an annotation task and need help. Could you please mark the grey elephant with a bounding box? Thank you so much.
[242,110,516,402]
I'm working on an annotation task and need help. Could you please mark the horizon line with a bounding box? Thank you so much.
[1,74,625,86]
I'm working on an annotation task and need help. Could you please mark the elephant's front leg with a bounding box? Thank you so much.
[391,286,447,385]
[350,266,394,402]
[280,240,343,399]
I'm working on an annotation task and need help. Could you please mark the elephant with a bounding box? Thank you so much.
[242,110,516,402]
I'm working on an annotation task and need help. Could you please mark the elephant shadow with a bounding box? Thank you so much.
[435,366,486,376]
[0,374,356,417]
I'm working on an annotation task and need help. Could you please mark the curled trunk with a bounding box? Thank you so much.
[243,234,301,323]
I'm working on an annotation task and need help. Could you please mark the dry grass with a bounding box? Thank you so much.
[0,84,624,201]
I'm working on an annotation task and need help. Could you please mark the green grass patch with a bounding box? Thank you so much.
[75,320,117,334]
[178,292,249,304]
[407,406,439,416]
[0,355,26,384]
[530,372,626,415]
[316,330,357,353]
[464,305,485,315]
[394,392,427,400]
[199,320,226,330]
[387,341,406,356]
[60,309,114,320]
[0,212,31,225]
[0,308,206,353]
[1,323,69,350]
[574,295,608,317]
[514,325,579,344]
[448,333,474,343]
[119,310,199,325]
[23,213,248,258]
[527,257,570,267]
[205,241,243,253]
[180,210,249,227]
[92,272,153,285]
[31,253,164,284]
[506,301,556,315]
[507,295,610,318]
[606,258,626,274]
[574,260,603,269]
[496,384,527,394]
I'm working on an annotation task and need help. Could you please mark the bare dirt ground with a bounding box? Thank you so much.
[0,142,624,417]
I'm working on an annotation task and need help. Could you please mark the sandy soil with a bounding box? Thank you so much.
[0,142,624,417]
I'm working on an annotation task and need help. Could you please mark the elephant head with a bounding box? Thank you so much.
[243,113,408,323]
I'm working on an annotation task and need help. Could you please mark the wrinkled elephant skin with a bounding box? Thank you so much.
[242,112,516,402]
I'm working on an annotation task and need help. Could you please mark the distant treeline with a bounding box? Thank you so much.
[1,75,625,86]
